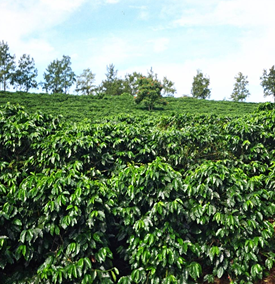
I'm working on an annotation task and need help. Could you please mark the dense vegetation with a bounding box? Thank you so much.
[0,91,258,122]
[1,99,275,283]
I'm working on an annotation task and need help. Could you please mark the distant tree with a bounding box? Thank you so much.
[260,65,275,102]
[75,68,96,95]
[12,54,38,92]
[99,64,126,96]
[230,72,250,102]
[0,40,16,91]
[42,55,75,94]
[162,76,176,96]
[135,76,167,111]
[124,71,143,95]
[191,70,211,99]
[147,67,176,96]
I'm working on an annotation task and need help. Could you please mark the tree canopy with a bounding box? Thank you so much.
[75,68,96,95]
[260,65,275,101]
[134,76,167,110]
[230,72,250,102]
[42,55,75,94]
[191,70,211,99]
[12,54,38,92]
[0,40,16,91]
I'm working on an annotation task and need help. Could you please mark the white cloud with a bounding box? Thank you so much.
[0,0,88,71]
[130,5,149,20]
[40,0,87,12]
[173,0,275,28]
[148,38,170,53]
[105,0,120,3]
[0,0,87,41]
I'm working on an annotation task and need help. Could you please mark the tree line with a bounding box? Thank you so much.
[1,40,275,104]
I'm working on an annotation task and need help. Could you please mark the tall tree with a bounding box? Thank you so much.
[75,68,96,95]
[162,76,176,96]
[146,67,176,96]
[0,40,16,91]
[191,70,211,99]
[124,72,143,95]
[260,65,275,102]
[12,54,38,92]
[230,72,250,102]
[99,64,125,96]
[42,55,75,94]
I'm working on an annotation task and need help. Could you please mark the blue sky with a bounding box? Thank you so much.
[1,0,275,102]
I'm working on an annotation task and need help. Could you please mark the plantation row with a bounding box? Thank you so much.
[0,91,259,122]
[1,103,275,283]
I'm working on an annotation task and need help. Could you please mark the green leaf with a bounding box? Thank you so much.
[189,262,202,280]
[13,219,22,226]
[111,270,117,282]
[217,267,224,278]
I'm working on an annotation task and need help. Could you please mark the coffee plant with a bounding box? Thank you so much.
[1,103,275,283]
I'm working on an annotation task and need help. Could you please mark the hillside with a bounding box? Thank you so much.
[0,91,259,122]
[1,102,275,283]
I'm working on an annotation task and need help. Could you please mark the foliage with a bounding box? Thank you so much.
[12,54,38,92]
[260,65,275,101]
[98,64,126,96]
[162,76,176,96]
[75,68,96,95]
[0,92,259,122]
[0,40,16,91]
[42,56,76,94]
[1,103,275,283]
[191,70,211,99]
[124,72,143,96]
[230,72,250,102]
[147,67,176,97]
[135,76,167,111]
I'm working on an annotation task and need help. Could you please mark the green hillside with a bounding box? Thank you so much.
[0,91,259,122]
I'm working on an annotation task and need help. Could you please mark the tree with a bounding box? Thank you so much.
[135,76,167,111]
[230,72,250,102]
[99,64,125,96]
[260,65,275,102]
[191,70,211,99]
[75,68,96,95]
[162,76,176,97]
[42,55,75,94]
[12,54,38,92]
[124,71,143,95]
[0,40,16,91]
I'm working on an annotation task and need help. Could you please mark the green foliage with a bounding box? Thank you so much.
[75,68,96,95]
[98,64,126,96]
[135,76,167,110]
[42,55,76,94]
[0,40,16,91]
[0,92,260,122]
[12,54,38,92]
[260,65,275,101]
[1,103,275,283]
[191,70,211,99]
[231,72,250,102]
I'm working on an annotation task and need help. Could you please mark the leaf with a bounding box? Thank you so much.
[189,262,202,280]
[111,270,117,282]
[217,267,224,278]
[13,219,22,226]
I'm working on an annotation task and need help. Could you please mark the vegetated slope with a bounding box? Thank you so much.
[0,91,259,122]
[1,102,275,284]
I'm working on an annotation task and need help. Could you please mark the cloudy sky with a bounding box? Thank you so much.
[1,0,275,102]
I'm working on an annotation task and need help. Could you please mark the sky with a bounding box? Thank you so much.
[1,0,275,102]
